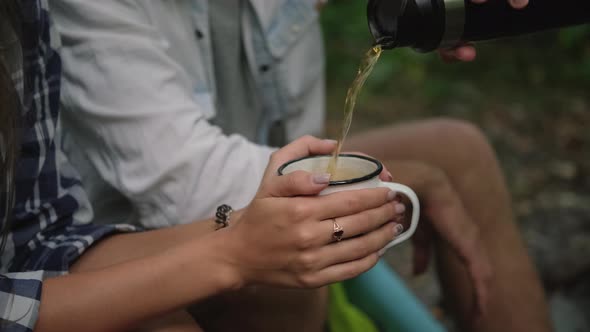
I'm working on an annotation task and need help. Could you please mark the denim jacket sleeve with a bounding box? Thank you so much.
[246,0,326,141]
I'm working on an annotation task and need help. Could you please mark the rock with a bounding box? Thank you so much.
[521,207,590,285]
[549,160,578,181]
[550,280,590,332]
[515,200,533,218]
[550,293,589,332]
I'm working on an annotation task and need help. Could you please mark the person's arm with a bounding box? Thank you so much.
[50,0,275,228]
[32,136,403,332]
[35,231,237,332]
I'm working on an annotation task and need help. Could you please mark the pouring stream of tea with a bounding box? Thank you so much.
[327,45,383,176]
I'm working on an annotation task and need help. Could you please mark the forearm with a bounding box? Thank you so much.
[36,231,239,332]
[71,217,225,272]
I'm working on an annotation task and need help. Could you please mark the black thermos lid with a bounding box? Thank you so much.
[368,0,447,52]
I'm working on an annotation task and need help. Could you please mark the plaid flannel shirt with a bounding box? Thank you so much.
[1,1,137,330]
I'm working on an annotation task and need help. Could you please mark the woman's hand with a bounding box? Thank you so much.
[223,136,405,288]
[439,0,529,62]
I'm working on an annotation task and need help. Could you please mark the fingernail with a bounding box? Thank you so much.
[394,203,406,214]
[393,223,404,236]
[378,248,387,257]
[386,172,393,182]
[387,190,397,201]
[510,0,528,7]
[323,139,338,145]
[313,173,331,184]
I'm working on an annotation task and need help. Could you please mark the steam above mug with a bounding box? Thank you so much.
[367,0,590,52]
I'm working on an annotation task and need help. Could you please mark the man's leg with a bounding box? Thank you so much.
[346,118,552,331]
[72,220,328,332]
[189,286,328,332]
[136,311,204,332]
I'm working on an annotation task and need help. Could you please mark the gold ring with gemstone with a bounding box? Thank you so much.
[333,219,344,242]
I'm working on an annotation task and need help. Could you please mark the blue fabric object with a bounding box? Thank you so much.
[344,260,447,332]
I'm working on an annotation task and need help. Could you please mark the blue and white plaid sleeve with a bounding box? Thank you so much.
[0,1,141,330]
[0,271,45,332]
[0,223,137,332]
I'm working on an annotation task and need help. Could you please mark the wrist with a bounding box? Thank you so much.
[199,228,246,291]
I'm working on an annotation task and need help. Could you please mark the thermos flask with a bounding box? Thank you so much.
[367,0,590,51]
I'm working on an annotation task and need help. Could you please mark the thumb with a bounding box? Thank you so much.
[258,170,330,198]
[266,136,337,171]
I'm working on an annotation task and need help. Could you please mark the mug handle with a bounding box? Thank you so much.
[378,181,420,251]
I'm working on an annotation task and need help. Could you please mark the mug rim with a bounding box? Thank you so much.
[277,154,384,186]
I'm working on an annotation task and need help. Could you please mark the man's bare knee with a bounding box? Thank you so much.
[428,118,496,163]
[348,117,499,176]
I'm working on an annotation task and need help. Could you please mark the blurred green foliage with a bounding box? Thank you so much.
[321,1,590,122]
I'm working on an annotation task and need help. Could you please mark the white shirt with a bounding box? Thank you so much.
[51,0,326,227]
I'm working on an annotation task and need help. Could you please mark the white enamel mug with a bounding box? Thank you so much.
[278,154,420,251]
